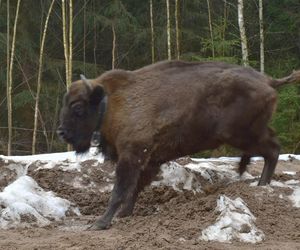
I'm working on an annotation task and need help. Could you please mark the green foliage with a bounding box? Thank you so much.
[272,86,300,153]
[201,19,240,59]
[13,90,34,109]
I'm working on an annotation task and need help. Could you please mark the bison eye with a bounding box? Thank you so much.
[72,104,85,117]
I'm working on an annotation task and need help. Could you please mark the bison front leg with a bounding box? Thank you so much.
[117,164,161,218]
[90,159,140,230]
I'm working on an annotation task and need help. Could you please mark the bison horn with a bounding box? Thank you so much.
[80,74,92,92]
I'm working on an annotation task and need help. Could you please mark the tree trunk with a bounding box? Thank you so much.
[6,0,10,155]
[206,0,215,58]
[32,0,55,155]
[175,0,180,59]
[237,0,249,66]
[7,0,21,155]
[83,0,86,73]
[49,89,60,152]
[62,0,69,87]
[222,0,228,57]
[93,0,97,75]
[112,22,116,69]
[166,0,171,60]
[68,0,73,86]
[150,0,155,63]
[259,0,264,72]
[62,0,72,151]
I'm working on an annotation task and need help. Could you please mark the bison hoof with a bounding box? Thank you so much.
[116,209,133,218]
[88,219,111,230]
[257,180,267,186]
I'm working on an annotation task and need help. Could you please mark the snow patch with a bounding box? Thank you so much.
[289,187,300,207]
[1,147,104,165]
[200,195,264,243]
[192,154,300,163]
[185,162,254,182]
[283,171,296,176]
[250,179,300,208]
[151,162,202,192]
[151,160,255,193]
[0,176,80,229]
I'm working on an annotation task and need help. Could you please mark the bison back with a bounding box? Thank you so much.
[103,61,277,161]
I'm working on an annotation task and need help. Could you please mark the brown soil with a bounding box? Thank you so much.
[0,157,299,249]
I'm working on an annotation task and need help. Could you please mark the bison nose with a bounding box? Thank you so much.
[57,126,67,140]
[57,128,64,137]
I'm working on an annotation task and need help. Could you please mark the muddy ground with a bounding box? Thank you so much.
[0,157,299,250]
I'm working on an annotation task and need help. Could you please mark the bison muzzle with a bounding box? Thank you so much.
[57,60,300,230]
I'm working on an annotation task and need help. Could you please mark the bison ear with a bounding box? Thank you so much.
[89,85,104,105]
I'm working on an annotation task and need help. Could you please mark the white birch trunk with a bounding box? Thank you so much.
[83,0,86,73]
[112,23,116,69]
[259,0,264,72]
[7,0,21,155]
[68,0,73,87]
[175,0,180,59]
[32,0,55,155]
[166,0,171,60]
[222,0,228,56]
[62,0,69,87]
[237,0,249,66]
[207,0,215,58]
[6,0,10,155]
[150,0,155,63]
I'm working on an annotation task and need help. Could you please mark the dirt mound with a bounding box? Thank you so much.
[27,160,114,215]
[0,156,299,249]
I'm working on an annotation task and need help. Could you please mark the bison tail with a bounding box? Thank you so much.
[271,70,300,88]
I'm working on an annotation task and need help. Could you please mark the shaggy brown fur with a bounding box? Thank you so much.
[57,60,300,230]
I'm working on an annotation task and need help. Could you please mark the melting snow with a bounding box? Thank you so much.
[0,176,80,229]
[185,162,254,182]
[250,179,300,208]
[192,154,300,163]
[0,151,299,230]
[151,162,202,192]
[200,195,265,243]
[1,147,104,167]
[151,160,255,193]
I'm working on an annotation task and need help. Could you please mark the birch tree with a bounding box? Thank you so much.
[112,22,116,69]
[175,0,180,59]
[150,0,155,63]
[68,0,73,83]
[61,0,73,151]
[259,0,264,72]
[7,0,21,155]
[32,0,55,154]
[166,0,171,60]
[62,0,69,87]
[83,0,86,73]
[207,0,215,58]
[6,0,10,155]
[237,0,249,66]
[222,0,228,57]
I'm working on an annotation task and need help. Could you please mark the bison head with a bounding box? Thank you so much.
[57,75,105,153]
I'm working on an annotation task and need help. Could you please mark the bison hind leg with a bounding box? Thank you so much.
[239,128,280,186]
[258,132,280,185]
[238,154,251,176]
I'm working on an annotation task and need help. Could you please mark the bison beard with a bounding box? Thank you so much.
[57,60,300,230]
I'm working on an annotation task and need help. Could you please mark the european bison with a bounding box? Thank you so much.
[57,60,300,230]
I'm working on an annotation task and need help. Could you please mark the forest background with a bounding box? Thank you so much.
[0,0,300,156]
